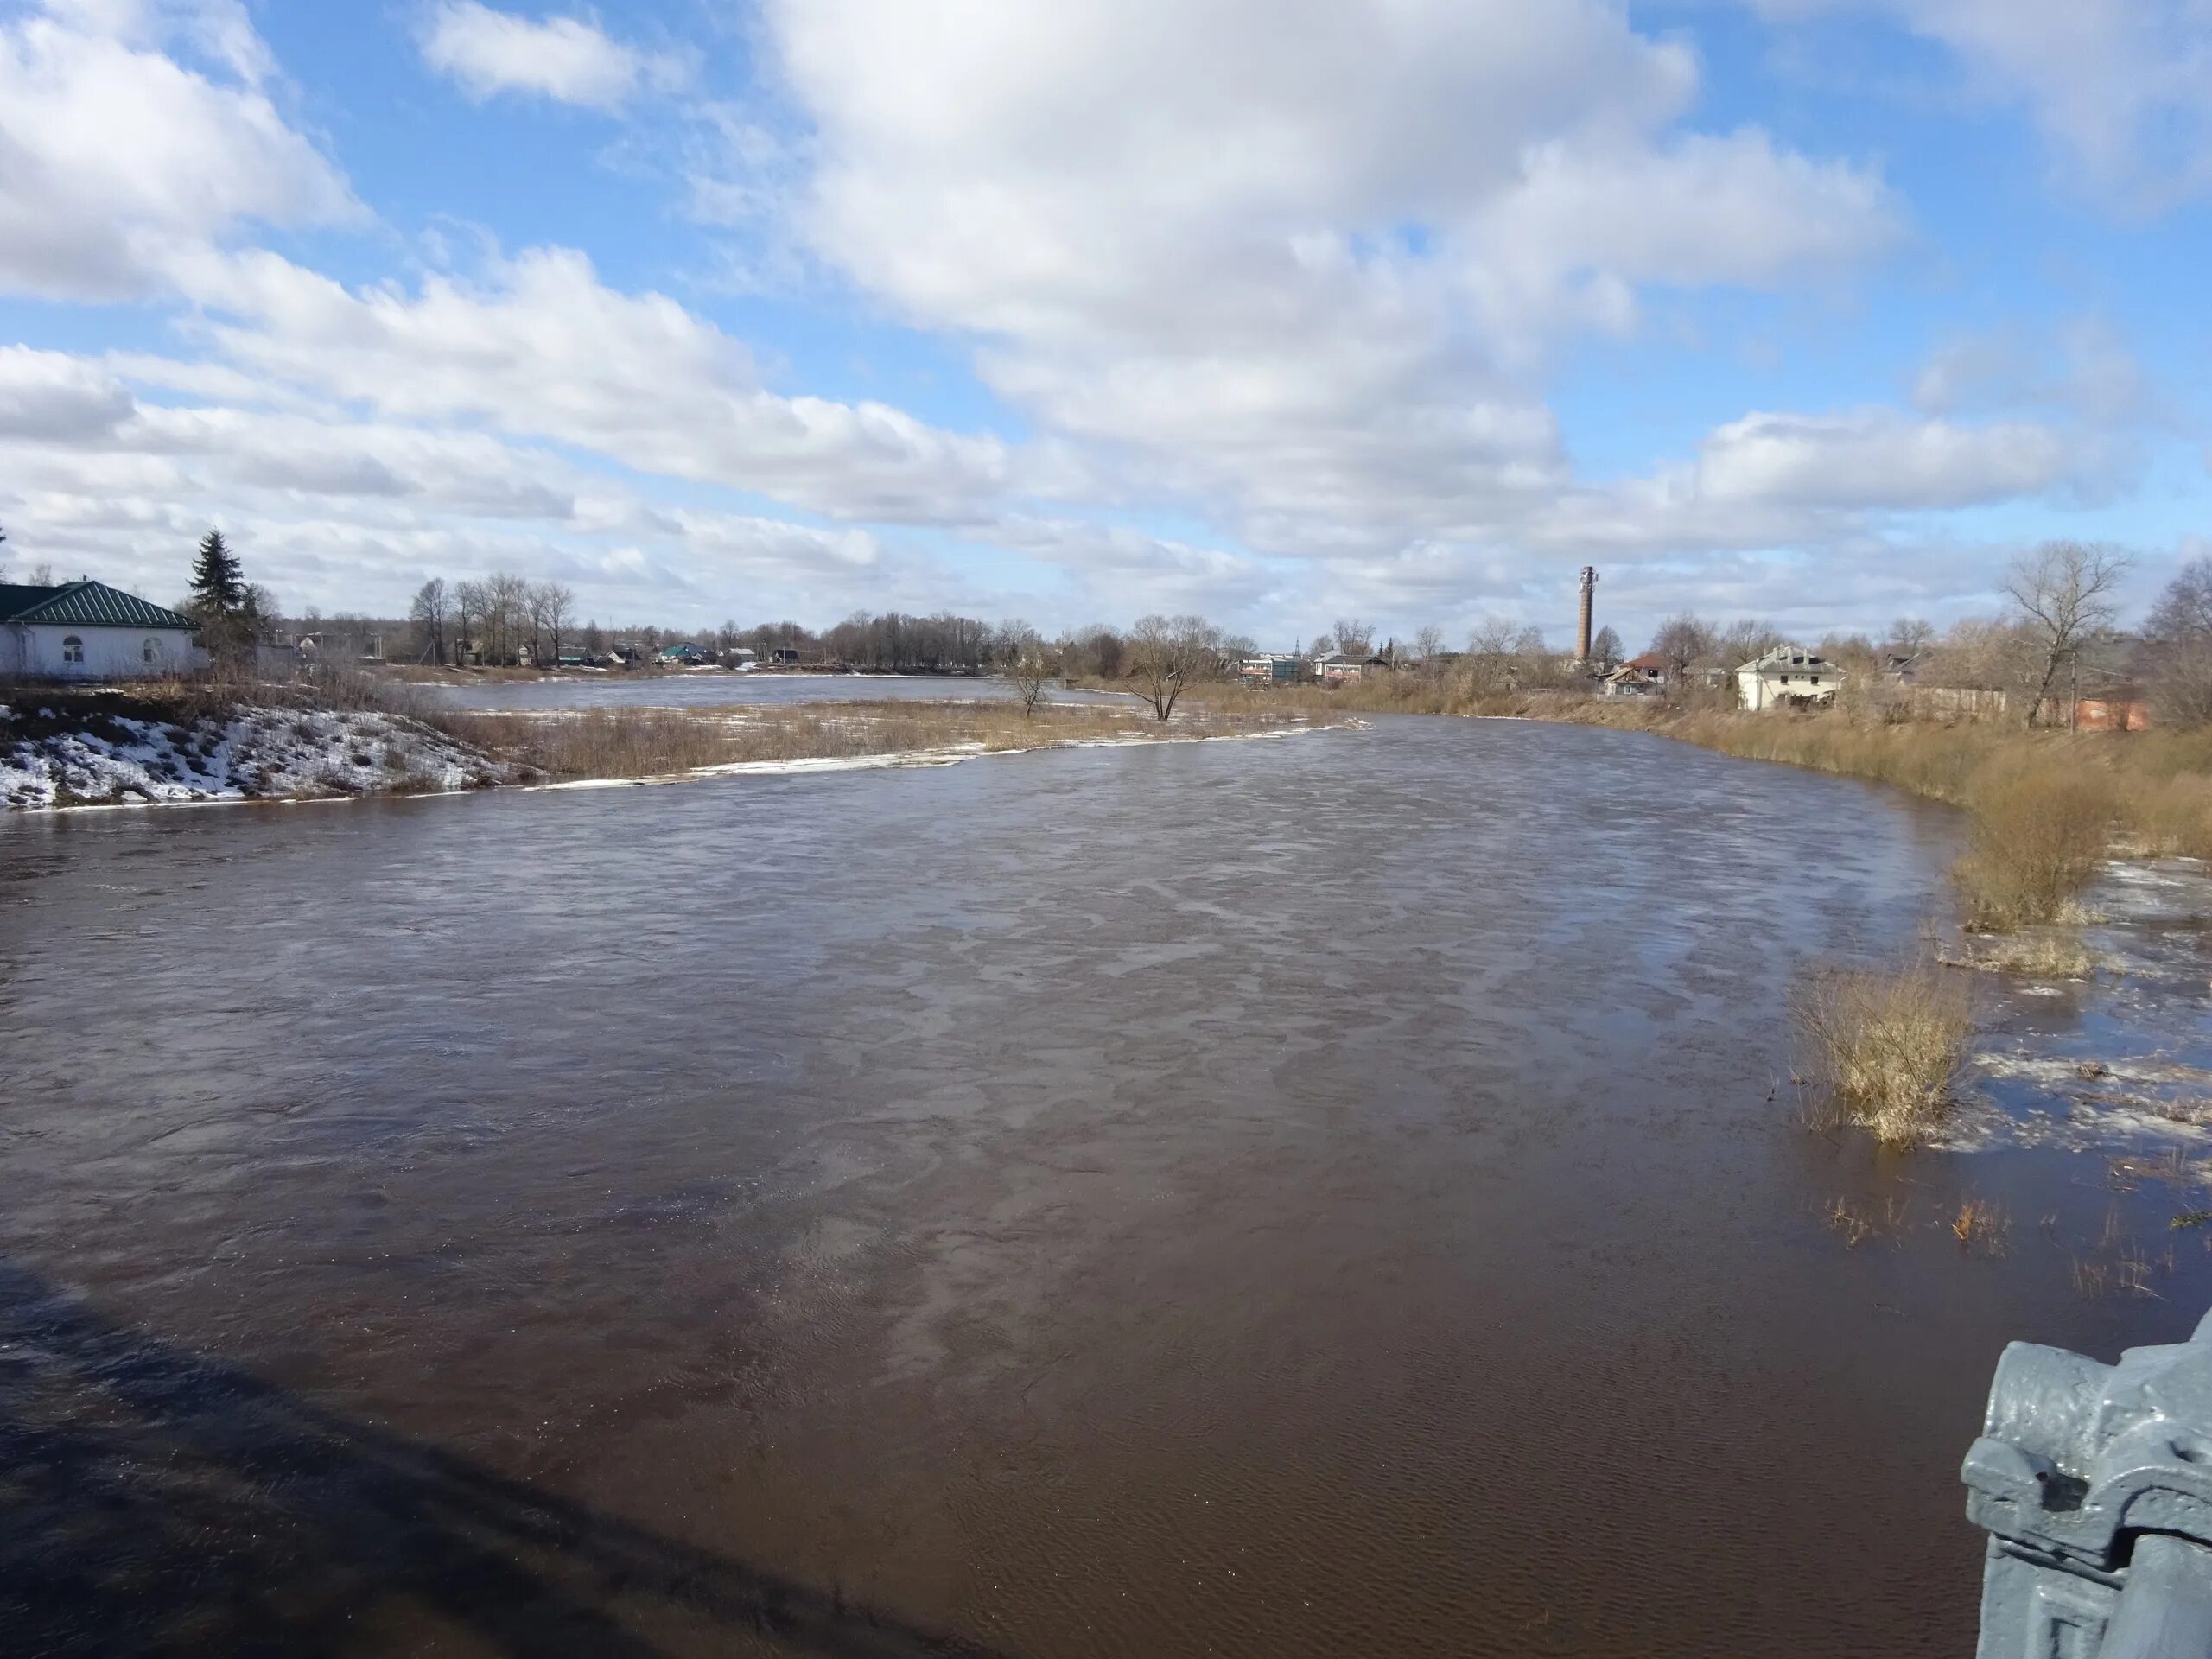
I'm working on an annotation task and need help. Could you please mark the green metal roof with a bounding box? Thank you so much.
[0,580,197,631]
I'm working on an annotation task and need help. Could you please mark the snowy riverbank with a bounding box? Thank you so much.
[3,690,1355,811]
[0,699,505,809]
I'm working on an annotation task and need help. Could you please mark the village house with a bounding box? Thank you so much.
[1238,652,1304,685]
[1738,645,1842,711]
[1311,652,1365,684]
[0,578,200,681]
[1602,653,1670,696]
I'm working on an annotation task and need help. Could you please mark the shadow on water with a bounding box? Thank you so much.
[0,1262,1004,1659]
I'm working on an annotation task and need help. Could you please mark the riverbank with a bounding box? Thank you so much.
[0,688,503,808]
[457,696,1329,783]
[1,684,1334,809]
[1152,677,2212,1150]
[1179,679,2212,854]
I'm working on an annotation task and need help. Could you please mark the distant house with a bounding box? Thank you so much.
[1239,653,1304,684]
[723,645,758,668]
[1311,651,1366,684]
[1602,653,1670,696]
[0,578,200,681]
[1738,645,1842,711]
[659,642,706,664]
[767,647,802,665]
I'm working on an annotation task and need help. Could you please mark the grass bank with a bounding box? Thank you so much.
[0,681,503,808]
[449,698,1317,782]
[3,678,1331,808]
[1174,676,2212,922]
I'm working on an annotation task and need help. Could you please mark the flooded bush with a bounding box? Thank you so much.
[2120,770,2212,860]
[1792,962,1975,1148]
[1952,772,2111,931]
[1958,930,2095,978]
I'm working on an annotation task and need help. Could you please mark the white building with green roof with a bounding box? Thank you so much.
[0,580,203,682]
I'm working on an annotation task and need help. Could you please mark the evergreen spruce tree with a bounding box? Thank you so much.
[188,529,245,619]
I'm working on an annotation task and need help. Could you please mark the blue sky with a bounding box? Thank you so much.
[0,0,2207,649]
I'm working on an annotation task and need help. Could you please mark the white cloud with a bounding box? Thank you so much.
[765,0,1899,559]
[0,346,137,442]
[0,345,941,622]
[419,3,679,111]
[183,246,1020,524]
[1747,0,2212,207]
[1689,409,2087,510]
[1911,320,2154,426]
[0,1,354,300]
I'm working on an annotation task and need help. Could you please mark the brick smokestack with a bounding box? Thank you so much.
[1576,566,1596,663]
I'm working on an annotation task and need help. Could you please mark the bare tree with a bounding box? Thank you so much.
[409,577,450,664]
[536,582,575,664]
[242,583,279,643]
[1001,622,1052,717]
[2145,556,2212,726]
[1648,614,1717,690]
[1465,617,1518,697]
[1588,625,1623,671]
[1128,613,1221,721]
[1330,617,1374,658]
[1412,624,1446,668]
[2005,541,2131,727]
[1923,616,2037,701]
[1714,618,1784,671]
[485,571,531,665]
[454,580,486,664]
[1886,617,1936,657]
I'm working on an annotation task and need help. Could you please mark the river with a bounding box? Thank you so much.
[4,714,2209,1656]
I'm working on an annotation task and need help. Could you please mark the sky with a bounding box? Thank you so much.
[0,0,2208,650]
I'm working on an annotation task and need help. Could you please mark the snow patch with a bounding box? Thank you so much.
[1,702,505,810]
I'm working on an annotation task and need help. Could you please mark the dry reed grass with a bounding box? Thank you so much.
[449,699,1304,781]
[1955,931,2096,978]
[1792,960,1976,1147]
[1825,1194,1911,1248]
[1951,1197,2009,1255]
[1951,772,2110,930]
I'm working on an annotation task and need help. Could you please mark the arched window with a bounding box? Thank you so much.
[143,637,161,664]
[60,636,85,664]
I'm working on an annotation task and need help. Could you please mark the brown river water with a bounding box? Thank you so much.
[5,713,2211,1656]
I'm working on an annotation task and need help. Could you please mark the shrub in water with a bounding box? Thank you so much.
[1793,962,1975,1148]
[1952,772,2110,931]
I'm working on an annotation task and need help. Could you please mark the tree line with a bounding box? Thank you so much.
[29,524,2212,731]
[1618,541,2192,728]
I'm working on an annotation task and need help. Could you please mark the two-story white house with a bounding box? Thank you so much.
[0,579,202,681]
[1738,645,1843,711]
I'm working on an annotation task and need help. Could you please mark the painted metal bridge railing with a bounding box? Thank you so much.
[1967,1304,2212,1656]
